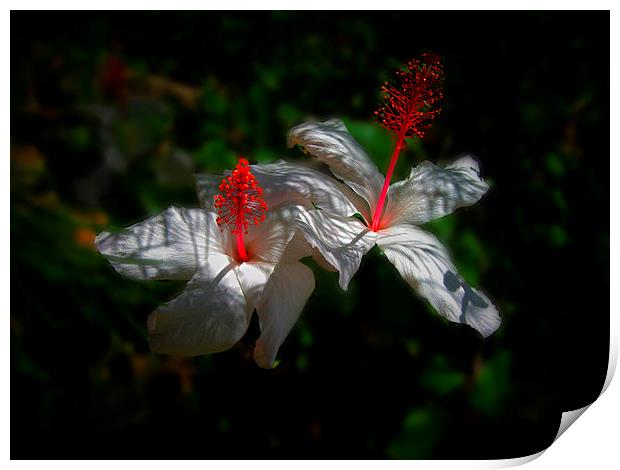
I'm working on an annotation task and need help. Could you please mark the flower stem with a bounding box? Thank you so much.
[370,132,405,231]
[236,222,249,262]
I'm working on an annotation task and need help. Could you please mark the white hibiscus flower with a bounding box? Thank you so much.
[288,119,501,337]
[96,158,354,368]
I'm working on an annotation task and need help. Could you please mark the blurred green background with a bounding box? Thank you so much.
[11,11,609,459]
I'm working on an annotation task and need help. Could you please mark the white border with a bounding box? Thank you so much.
[5,5,616,468]
[3,1,616,10]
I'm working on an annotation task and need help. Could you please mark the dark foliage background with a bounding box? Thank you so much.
[11,11,609,459]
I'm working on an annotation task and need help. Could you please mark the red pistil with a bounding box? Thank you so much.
[370,53,444,231]
[214,158,268,262]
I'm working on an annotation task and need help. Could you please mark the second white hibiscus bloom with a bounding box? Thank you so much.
[288,119,502,338]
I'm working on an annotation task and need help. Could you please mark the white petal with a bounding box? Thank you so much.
[195,161,360,219]
[287,119,384,215]
[245,204,311,264]
[296,210,377,291]
[236,261,275,309]
[253,262,315,369]
[237,228,314,309]
[249,160,359,217]
[95,207,227,281]
[376,224,501,337]
[279,231,314,264]
[309,246,338,272]
[382,155,490,227]
[148,253,252,355]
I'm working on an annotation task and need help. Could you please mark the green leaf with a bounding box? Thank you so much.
[296,354,309,371]
[547,224,569,247]
[68,126,92,151]
[388,407,446,459]
[194,140,236,171]
[545,152,565,177]
[471,351,512,416]
[419,356,466,396]
[299,325,313,347]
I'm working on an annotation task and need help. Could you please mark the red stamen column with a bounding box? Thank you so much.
[370,53,444,231]
[214,158,268,263]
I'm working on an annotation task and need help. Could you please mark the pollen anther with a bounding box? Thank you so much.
[374,52,444,140]
[213,158,268,235]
